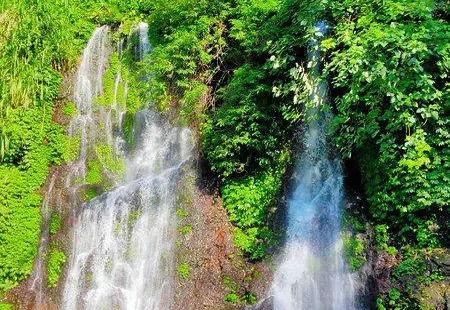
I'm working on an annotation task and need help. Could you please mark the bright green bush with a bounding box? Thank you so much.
[49,214,61,235]
[326,0,450,248]
[343,235,366,271]
[222,165,286,259]
[47,248,66,288]
[177,262,190,279]
[61,101,77,117]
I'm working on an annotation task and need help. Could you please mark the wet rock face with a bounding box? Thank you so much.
[431,249,450,276]
[419,282,450,310]
[421,249,450,310]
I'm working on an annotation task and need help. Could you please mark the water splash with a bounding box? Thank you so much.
[271,22,357,310]
[62,24,194,310]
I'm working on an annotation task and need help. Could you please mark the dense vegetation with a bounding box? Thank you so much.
[144,0,449,306]
[0,0,448,308]
[0,0,88,291]
[0,0,145,294]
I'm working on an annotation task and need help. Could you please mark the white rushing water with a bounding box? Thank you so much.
[29,174,56,307]
[62,24,194,310]
[65,25,117,188]
[271,22,357,310]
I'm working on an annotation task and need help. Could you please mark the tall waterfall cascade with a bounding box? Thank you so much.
[61,24,194,310]
[271,22,357,310]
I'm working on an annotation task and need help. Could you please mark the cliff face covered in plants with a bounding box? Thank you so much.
[0,0,449,309]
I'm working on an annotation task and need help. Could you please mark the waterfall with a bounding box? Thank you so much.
[29,174,56,307]
[65,25,115,188]
[62,24,194,310]
[271,22,357,310]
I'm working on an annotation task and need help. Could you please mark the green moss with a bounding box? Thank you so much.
[177,262,190,279]
[179,225,192,234]
[122,112,135,150]
[61,101,77,117]
[95,144,124,179]
[47,248,66,288]
[105,257,113,272]
[94,52,126,108]
[84,188,99,201]
[121,67,144,114]
[0,304,13,310]
[47,124,69,165]
[114,222,121,234]
[343,235,366,272]
[49,214,61,235]
[68,135,81,161]
[176,208,190,217]
[127,210,142,228]
[85,144,124,189]
[86,160,102,185]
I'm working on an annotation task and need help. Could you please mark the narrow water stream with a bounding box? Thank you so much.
[271,22,357,310]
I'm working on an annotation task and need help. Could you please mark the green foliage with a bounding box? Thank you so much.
[240,291,257,305]
[86,160,102,185]
[68,135,81,161]
[224,292,240,304]
[179,225,192,234]
[223,276,256,305]
[326,0,450,248]
[94,53,126,108]
[61,101,77,117]
[47,124,69,165]
[143,0,323,260]
[375,247,446,308]
[85,144,124,188]
[127,210,142,228]
[0,167,41,291]
[84,188,98,201]
[0,304,12,310]
[177,262,190,279]
[176,208,190,218]
[203,65,287,179]
[47,248,66,288]
[145,0,228,125]
[95,144,125,179]
[0,0,102,291]
[122,112,135,150]
[223,163,287,259]
[343,235,366,271]
[49,214,61,235]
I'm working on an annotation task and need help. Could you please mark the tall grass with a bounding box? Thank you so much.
[0,0,96,158]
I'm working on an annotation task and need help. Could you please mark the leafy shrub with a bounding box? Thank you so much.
[177,262,190,279]
[61,101,77,117]
[343,235,366,271]
[49,214,61,235]
[326,0,450,247]
[47,248,66,288]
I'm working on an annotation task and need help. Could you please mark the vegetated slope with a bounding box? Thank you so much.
[325,1,450,307]
[0,0,90,292]
[0,0,149,295]
[143,0,450,307]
